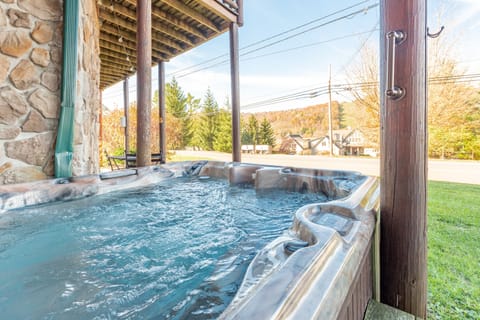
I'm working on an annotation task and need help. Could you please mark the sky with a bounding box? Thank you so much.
[101,0,480,112]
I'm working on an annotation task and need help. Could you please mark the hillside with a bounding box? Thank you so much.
[242,100,370,138]
[242,102,339,138]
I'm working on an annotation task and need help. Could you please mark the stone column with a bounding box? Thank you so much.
[0,0,100,184]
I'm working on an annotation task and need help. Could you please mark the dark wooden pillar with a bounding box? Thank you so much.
[99,91,103,161]
[230,22,241,162]
[136,0,152,167]
[158,61,166,163]
[380,0,427,318]
[123,77,130,167]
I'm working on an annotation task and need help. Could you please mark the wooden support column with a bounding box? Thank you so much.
[99,91,103,160]
[380,0,427,318]
[158,61,166,163]
[123,77,130,167]
[230,22,241,162]
[136,0,152,167]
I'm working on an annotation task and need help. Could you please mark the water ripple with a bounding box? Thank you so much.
[0,178,327,319]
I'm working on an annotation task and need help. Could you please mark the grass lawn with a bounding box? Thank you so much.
[428,181,480,319]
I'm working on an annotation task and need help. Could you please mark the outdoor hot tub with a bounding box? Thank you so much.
[0,161,379,319]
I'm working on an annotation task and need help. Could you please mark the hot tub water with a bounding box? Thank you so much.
[0,177,326,319]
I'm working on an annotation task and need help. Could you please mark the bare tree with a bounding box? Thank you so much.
[347,35,480,159]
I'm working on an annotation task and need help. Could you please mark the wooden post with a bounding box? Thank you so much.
[380,0,427,318]
[328,64,333,156]
[158,61,166,163]
[230,22,241,162]
[99,91,103,164]
[123,77,130,167]
[136,0,152,167]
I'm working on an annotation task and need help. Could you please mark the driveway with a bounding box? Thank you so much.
[174,150,480,185]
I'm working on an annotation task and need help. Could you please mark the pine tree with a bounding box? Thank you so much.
[166,78,187,117]
[248,115,259,145]
[214,109,232,152]
[197,88,219,150]
[241,117,252,145]
[165,77,191,149]
[259,118,276,147]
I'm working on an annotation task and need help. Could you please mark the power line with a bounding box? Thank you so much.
[241,74,480,110]
[174,3,379,79]
[241,30,379,63]
[168,0,375,77]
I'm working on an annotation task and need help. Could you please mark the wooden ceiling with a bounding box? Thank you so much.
[98,0,241,89]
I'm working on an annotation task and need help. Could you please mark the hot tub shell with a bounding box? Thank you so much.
[0,161,379,320]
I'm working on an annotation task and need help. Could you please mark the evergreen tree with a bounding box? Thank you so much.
[166,78,187,117]
[183,93,201,147]
[165,77,192,148]
[247,115,259,145]
[214,109,232,152]
[197,89,219,150]
[259,118,276,147]
[241,117,252,144]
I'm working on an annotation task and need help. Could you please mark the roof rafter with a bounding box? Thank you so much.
[99,3,196,46]
[162,0,221,32]
[99,8,186,51]
[122,0,209,41]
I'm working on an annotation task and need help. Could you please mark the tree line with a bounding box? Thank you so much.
[101,78,276,160]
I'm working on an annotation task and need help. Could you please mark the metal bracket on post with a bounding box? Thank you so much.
[385,30,406,100]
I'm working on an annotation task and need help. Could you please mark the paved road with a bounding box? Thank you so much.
[175,150,480,185]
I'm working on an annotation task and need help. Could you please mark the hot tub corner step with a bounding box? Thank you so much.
[364,299,421,320]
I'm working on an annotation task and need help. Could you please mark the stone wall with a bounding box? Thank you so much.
[0,0,100,184]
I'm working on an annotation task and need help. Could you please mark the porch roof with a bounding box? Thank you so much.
[98,0,241,89]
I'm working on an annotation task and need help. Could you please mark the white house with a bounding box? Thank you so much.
[284,128,377,157]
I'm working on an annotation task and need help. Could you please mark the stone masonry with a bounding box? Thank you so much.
[0,0,101,184]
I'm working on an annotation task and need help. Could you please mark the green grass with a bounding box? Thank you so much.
[428,181,480,319]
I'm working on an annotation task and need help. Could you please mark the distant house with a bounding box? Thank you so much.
[281,128,378,157]
[339,129,378,156]
[286,134,340,155]
[311,136,342,155]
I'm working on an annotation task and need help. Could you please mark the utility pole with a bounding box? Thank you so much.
[328,64,334,156]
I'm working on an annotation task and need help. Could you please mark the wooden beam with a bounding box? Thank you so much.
[99,3,196,46]
[101,23,175,56]
[100,52,132,67]
[99,8,185,51]
[100,74,118,81]
[162,0,221,32]
[136,0,152,167]
[101,66,132,78]
[100,41,165,64]
[100,39,136,58]
[101,68,129,79]
[123,78,130,164]
[122,0,208,40]
[197,0,238,23]
[230,22,241,162]
[101,60,133,72]
[100,73,119,80]
[100,34,168,60]
[380,0,427,318]
[158,61,166,163]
